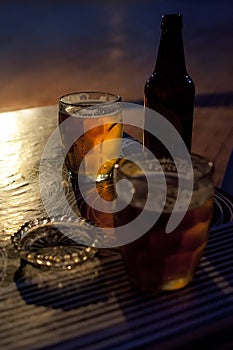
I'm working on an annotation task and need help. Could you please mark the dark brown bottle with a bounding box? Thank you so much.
[144,14,195,156]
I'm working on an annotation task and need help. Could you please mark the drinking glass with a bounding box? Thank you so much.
[57,92,122,259]
[59,92,122,184]
[114,153,214,292]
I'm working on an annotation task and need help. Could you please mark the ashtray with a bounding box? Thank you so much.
[11,215,103,269]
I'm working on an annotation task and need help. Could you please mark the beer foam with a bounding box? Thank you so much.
[149,183,212,213]
[67,104,120,118]
[117,155,213,213]
[117,174,213,213]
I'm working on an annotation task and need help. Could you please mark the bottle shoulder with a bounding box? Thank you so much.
[145,72,195,91]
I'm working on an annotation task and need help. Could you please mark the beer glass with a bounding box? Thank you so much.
[114,154,214,292]
[59,92,122,184]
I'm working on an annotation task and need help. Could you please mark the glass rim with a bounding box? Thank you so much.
[115,153,214,182]
[59,91,122,106]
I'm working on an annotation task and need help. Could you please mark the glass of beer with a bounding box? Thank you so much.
[59,92,122,184]
[114,153,214,292]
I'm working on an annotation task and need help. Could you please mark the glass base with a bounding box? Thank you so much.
[128,273,193,293]
[159,276,193,291]
[69,170,113,185]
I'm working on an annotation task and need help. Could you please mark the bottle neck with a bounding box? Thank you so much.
[154,28,187,76]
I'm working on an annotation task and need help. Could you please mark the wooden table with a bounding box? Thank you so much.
[0,105,233,350]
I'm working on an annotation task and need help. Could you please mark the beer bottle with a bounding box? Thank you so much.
[144,14,195,156]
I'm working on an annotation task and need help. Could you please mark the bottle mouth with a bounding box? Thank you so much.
[161,14,183,29]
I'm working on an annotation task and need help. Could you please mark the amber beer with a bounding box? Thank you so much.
[59,92,122,183]
[73,179,116,228]
[118,194,213,291]
[114,155,214,292]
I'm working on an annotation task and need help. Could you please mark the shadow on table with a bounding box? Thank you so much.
[13,236,233,349]
[13,251,120,311]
